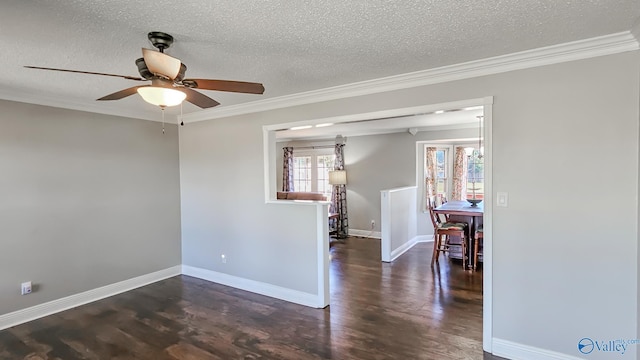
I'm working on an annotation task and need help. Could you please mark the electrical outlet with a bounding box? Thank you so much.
[21,281,32,295]
[221,254,227,264]
[371,220,375,229]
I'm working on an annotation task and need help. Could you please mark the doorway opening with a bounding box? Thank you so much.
[263,96,494,352]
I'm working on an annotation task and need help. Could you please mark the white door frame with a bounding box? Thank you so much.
[263,96,494,352]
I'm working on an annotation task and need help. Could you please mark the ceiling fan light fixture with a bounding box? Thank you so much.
[25,32,263,110]
[137,86,186,107]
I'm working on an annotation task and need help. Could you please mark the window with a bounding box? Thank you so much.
[316,154,335,195]
[421,144,453,211]
[293,150,335,196]
[424,146,450,201]
[293,156,311,191]
[466,148,484,199]
[435,149,448,199]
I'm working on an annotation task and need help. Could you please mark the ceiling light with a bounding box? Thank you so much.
[434,110,445,114]
[315,123,334,128]
[137,86,186,107]
[463,106,483,111]
[289,125,313,130]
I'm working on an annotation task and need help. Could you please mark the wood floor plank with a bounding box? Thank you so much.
[0,237,507,359]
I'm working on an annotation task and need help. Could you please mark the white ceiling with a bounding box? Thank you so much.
[275,107,484,141]
[1,1,639,122]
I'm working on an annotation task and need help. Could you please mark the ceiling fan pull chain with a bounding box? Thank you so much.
[180,102,184,126]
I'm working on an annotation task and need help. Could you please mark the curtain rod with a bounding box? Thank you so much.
[288,145,336,150]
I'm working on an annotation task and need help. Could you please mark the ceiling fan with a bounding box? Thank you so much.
[24,31,265,109]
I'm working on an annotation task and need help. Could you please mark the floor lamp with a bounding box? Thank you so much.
[328,170,347,188]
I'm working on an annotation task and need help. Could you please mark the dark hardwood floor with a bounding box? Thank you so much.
[0,237,506,359]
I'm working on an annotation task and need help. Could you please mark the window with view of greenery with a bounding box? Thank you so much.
[466,148,484,199]
[424,145,484,202]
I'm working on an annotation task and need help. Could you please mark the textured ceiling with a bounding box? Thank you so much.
[1,0,639,120]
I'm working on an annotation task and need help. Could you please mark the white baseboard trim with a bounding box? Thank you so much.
[0,265,182,331]
[416,235,434,243]
[182,265,324,308]
[385,235,433,262]
[349,229,382,239]
[492,338,583,360]
[388,237,417,262]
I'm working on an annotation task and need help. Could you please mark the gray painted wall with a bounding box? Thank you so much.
[345,129,477,234]
[0,48,635,359]
[179,118,321,295]
[277,128,477,234]
[485,54,637,357]
[182,51,639,358]
[0,100,182,316]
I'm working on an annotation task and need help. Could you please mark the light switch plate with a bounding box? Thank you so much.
[497,192,508,207]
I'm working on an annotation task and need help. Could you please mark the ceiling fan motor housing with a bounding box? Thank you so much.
[135,57,186,81]
[148,31,174,52]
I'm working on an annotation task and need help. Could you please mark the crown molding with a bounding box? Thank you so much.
[2,31,637,123]
[182,31,639,123]
[0,88,167,122]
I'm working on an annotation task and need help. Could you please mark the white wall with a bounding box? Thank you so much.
[0,100,182,316]
[181,51,639,359]
[380,186,418,262]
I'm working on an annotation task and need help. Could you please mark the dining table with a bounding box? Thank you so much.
[432,200,484,268]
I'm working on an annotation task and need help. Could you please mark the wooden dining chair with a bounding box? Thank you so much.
[473,225,484,271]
[427,197,469,269]
[433,195,449,220]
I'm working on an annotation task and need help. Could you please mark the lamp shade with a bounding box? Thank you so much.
[137,86,186,107]
[328,170,347,185]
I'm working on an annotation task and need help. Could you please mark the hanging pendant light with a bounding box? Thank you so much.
[477,115,484,159]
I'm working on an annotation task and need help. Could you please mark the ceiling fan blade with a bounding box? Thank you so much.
[182,88,220,109]
[24,66,145,81]
[97,86,147,101]
[184,79,265,94]
[142,48,181,80]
